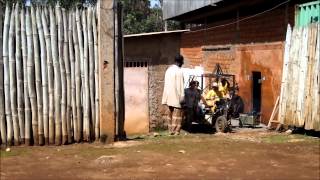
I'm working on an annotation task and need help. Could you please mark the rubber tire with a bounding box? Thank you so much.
[215,116,227,133]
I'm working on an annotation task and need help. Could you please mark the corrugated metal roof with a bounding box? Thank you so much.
[124,30,189,38]
[163,0,223,20]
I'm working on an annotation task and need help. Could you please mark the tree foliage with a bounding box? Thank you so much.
[121,0,180,35]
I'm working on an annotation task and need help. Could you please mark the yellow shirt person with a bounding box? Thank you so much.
[204,82,223,111]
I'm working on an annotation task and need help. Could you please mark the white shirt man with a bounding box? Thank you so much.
[162,54,185,135]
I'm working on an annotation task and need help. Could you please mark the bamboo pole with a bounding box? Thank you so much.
[31,5,43,145]
[37,7,49,145]
[15,4,24,145]
[92,7,99,139]
[9,4,20,145]
[73,10,81,142]
[62,8,71,144]
[42,7,54,145]
[56,6,67,145]
[87,8,95,139]
[75,8,83,140]
[27,7,38,145]
[69,10,78,142]
[0,3,7,145]
[82,9,90,141]
[52,5,62,145]
[21,6,31,145]
[4,4,13,146]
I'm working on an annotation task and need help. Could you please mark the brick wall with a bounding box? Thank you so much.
[180,2,294,124]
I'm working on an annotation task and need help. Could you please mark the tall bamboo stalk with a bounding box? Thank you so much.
[31,6,43,145]
[9,4,20,145]
[21,6,31,145]
[4,4,13,146]
[42,7,54,145]
[73,10,81,142]
[62,9,72,144]
[56,6,67,145]
[87,8,95,139]
[69,11,77,142]
[37,7,49,145]
[0,3,7,145]
[52,5,62,145]
[15,3,24,144]
[75,8,83,140]
[82,9,90,141]
[92,8,99,139]
[27,7,38,145]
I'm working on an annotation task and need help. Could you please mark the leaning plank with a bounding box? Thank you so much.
[267,96,279,128]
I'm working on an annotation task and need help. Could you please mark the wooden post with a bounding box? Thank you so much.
[99,0,115,143]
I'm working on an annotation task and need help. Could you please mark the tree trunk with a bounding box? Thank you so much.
[69,11,77,142]
[87,8,95,139]
[26,7,38,145]
[15,4,24,145]
[56,6,67,145]
[62,9,72,144]
[42,7,54,145]
[31,6,43,145]
[21,6,31,146]
[0,3,7,145]
[51,6,61,145]
[9,4,20,145]
[82,9,90,141]
[92,8,99,140]
[75,8,83,141]
[37,7,49,145]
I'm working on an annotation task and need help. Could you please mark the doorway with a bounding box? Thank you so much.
[252,71,262,112]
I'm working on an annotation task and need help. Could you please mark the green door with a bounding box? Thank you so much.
[296,1,320,27]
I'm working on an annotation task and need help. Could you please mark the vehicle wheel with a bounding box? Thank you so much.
[215,116,227,133]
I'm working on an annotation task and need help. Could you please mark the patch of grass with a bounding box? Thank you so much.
[261,134,319,144]
[0,148,30,158]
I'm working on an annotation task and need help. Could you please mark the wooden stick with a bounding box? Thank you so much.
[42,6,54,145]
[62,8,72,144]
[1,3,10,145]
[69,10,77,142]
[76,8,83,140]
[15,3,24,145]
[21,6,31,146]
[92,7,99,140]
[9,4,20,145]
[82,9,90,141]
[73,9,81,142]
[267,96,279,129]
[37,6,49,145]
[51,6,62,145]
[27,7,39,145]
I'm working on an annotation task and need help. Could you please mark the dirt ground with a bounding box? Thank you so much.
[1,129,319,180]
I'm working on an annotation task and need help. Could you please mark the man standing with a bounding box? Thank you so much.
[162,54,185,135]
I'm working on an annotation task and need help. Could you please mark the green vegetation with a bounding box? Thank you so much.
[121,0,180,35]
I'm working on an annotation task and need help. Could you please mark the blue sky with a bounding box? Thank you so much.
[150,0,160,8]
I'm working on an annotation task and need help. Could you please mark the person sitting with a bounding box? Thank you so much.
[218,78,230,98]
[204,82,223,112]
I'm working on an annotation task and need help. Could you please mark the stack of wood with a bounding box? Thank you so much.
[278,23,320,131]
[0,3,100,146]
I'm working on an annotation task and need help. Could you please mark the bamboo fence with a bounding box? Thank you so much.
[279,23,320,131]
[1,3,100,146]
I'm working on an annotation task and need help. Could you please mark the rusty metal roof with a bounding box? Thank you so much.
[163,0,223,20]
